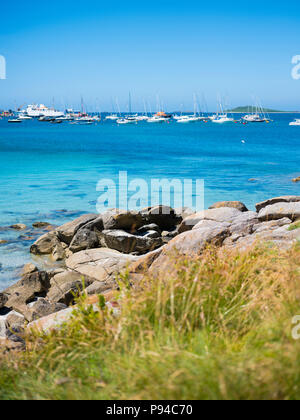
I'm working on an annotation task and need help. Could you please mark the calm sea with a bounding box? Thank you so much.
[0,114,300,288]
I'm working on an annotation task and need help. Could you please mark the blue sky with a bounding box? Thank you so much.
[1,1,300,111]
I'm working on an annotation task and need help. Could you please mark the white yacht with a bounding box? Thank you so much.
[211,103,234,123]
[134,115,149,121]
[74,115,100,124]
[18,113,32,120]
[289,119,300,126]
[243,113,266,123]
[20,104,64,118]
[147,116,168,123]
[212,115,235,123]
[242,101,270,123]
[105,114,119,121]
[176,115,199,123]
[117,118,137,125]
[56,115,74,121]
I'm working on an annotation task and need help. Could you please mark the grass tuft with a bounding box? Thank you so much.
[288,221,300,231]
[1,244,300,400]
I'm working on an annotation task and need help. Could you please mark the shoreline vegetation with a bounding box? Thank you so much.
[0,196,300,399]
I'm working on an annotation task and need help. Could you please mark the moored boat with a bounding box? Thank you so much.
[289,119,300,126]
[8,119,22,123]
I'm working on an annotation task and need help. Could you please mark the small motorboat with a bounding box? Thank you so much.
[18,114,32,120]
[289,119,300,126]
[117,118,137,124]
[8,119,22,123]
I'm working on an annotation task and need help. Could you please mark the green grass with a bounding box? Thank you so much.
[288,221,300,231]
[1,243,300,400]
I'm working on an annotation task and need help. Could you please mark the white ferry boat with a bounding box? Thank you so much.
[19,104,64,118]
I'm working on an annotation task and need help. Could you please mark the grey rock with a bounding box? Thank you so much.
[30,231,60,255]
[209,201,248,212]
[256,196,300,212]
[0,316,7,338]
[137,224,161,234]
[6,311,25,329]
[164,221,230,256]
[174,207,195,220]
[102,209,144,231]
[56,213,98,244]
[52,242,66,261]
[0,293,8,309]
[32,222,52,229]
[149,222,230,275]
[252,218,292,234]
[229,211,259,235]
[192,219,231,231]
[66,248,139,283]
[27,306,75,333]
[5,327,26,350]
[258,202,300,222]
[47,271,94,305]
[76,216,104,235]
[28,298,67,322]
[21,263,38,276]
[138,230,161,239]
[3,271,50,319]
[179,207,242,233]
[100,229,163,254]
[10,223,27,230]
[0,309,25,338]
[85,281,109,295]
[161,229,178,243]
[140,205,182,231]
[69,229,99,253]
[232,224,300,251]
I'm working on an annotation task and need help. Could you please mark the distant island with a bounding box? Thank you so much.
[227,106,299,113]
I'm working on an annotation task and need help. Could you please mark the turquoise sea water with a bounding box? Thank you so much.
[0,114,300,288]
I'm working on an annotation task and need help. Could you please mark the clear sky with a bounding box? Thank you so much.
[1,0,300,111]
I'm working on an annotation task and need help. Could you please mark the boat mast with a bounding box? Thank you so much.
[129,92,132,115]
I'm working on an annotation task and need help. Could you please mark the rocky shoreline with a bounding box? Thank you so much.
[1,196,300,350]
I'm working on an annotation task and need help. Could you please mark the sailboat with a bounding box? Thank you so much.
[106,99,119,120]
[176,94,206,123]
[242,100,271,123]
[243,104,267,123]
[106,114,119,120]
[212,103,234,123]
[117,92,138,124]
